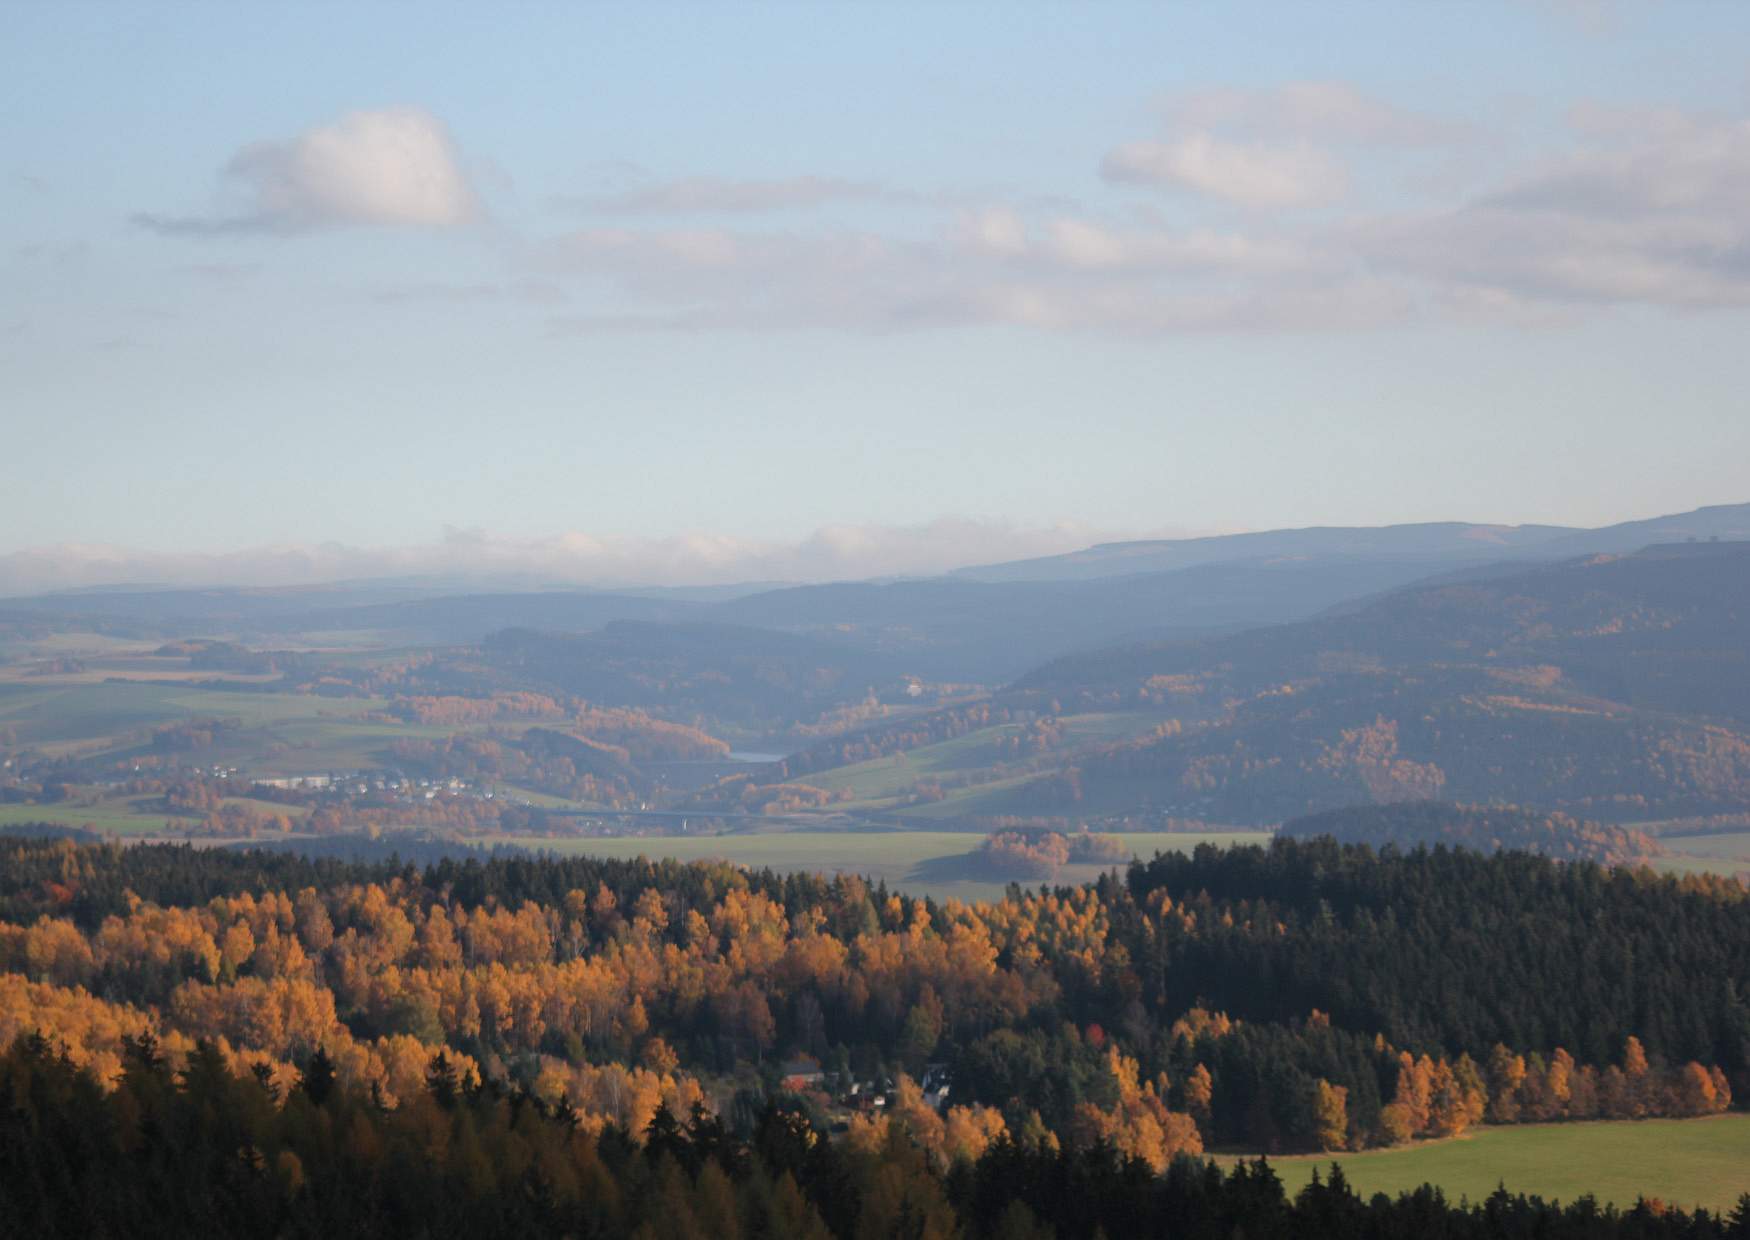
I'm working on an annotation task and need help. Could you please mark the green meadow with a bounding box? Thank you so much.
[799,711,1169,814]
[503,828,1269,904]
[0,679,384,741]
[0,797,190,835]
[0,676,431,774]
[1227,1114,1750,1215]
[1654,831,1750,878]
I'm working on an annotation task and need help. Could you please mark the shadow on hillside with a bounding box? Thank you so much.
[905,848,1046,887]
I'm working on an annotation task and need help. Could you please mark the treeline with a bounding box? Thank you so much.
[384,692,569,725]
[962,814,1229,835]
[4,1035,1748,1240]
[145,715,247,754]
[153,639,318,677]
[976,831,1131,879]
[765,703,1038,782]
[1280,801,1663,866]
[1158,1011,1730,1153]
[690,775,851,814]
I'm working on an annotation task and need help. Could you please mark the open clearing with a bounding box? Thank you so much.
[0,679,387,748]
[798,711,1169,812]
[1225,1113,1750,1214]
[502,828,1269,903]
[1654,831,1750,878]
[0,798,190,835]
[0,677,432,774]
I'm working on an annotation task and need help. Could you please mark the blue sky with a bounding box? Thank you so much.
[5,2,1750,589]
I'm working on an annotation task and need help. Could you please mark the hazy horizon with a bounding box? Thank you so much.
[4,497,1746,598]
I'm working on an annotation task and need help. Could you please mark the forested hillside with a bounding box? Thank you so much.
[991,543,1750,822]
[1018,542,1750,710]
[420,624,905,733]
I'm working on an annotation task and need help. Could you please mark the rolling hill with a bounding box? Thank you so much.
[9,503,1749,696]
[994,542,1750,823]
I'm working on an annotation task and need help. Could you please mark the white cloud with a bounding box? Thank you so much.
[1101,134,1349,208]
[0,520,1135,595]
[134,107,479,236]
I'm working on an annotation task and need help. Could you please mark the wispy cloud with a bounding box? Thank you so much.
[1359,107,1750,308]
[1098,82,1466,210]
[13,240,91,271]
[1164,81,1470,148]
[535,206,1387,335]
[1101,135,1350,208]
[178,261,261,287]
[368,280,568,307]
[558,175,907,215]
[134,107,480,237]
[119,89,1750,333]
[528,95,1750,334]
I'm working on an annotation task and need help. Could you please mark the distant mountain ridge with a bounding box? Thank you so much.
[6,502,1748,693]
[952,502,1750,583]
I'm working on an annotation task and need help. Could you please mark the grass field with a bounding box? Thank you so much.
[0,797,191,835]
[892,774,1041,820]
[0,676,423,773]
[1654,831,1750,878]
[1223,1114,1750,1214]
[501,829,1269,903]
[798,711,1168,812]
[884,767,1226,822]
[0,633,161,660]
[0,679,391,752]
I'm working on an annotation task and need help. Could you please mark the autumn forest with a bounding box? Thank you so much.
[1,835,1747,1235]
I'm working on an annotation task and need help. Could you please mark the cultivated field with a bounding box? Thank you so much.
[798,710,1169,815]
[0,797,188,835]
[503,828,1270,903]
[1230,1114,1750,1214]
[1654,831,1750,878]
